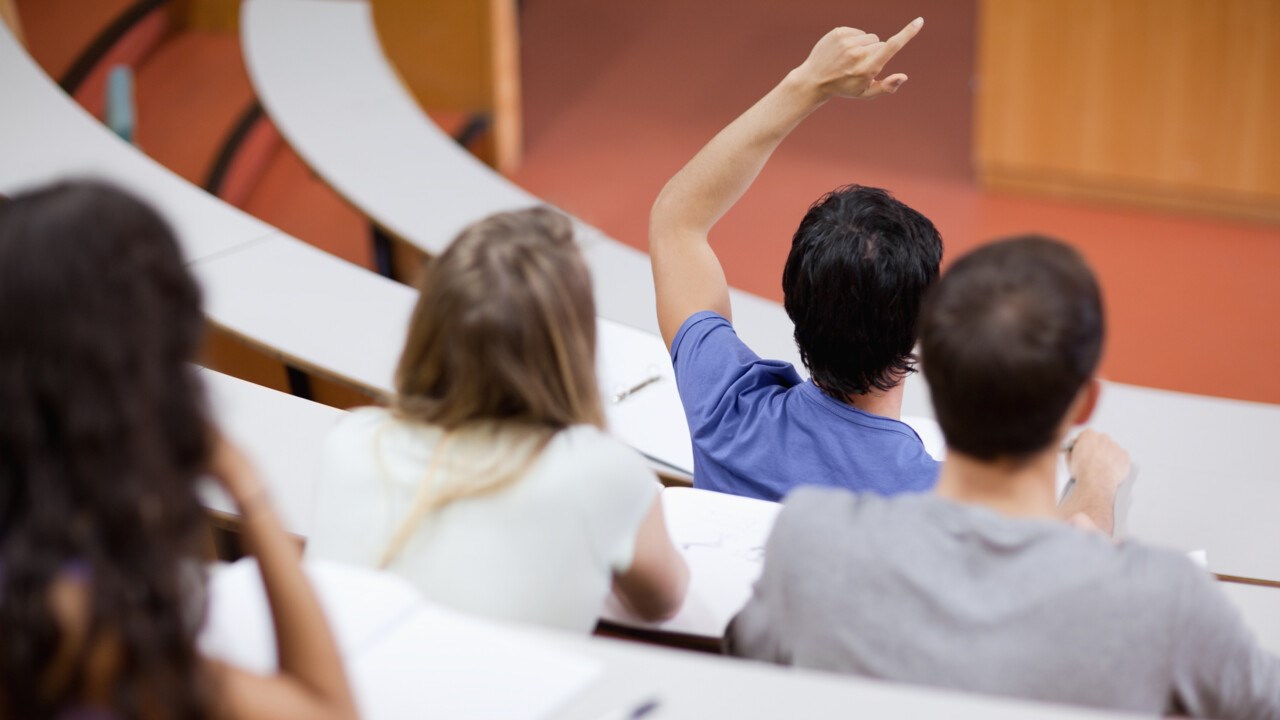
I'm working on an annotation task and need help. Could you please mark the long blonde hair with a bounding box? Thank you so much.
[379,206,604,566]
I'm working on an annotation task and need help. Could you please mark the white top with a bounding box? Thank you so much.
[306,408,660,633]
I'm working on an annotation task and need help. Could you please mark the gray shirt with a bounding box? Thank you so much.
[727,487,1280,719]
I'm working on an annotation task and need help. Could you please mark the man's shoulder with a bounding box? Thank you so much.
[1111,540,1212,589]
[672,310,800,377]
[775,486,892,541]
[670,310,735,354]
[670,311,806,429]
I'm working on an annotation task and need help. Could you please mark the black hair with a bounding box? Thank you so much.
[918,235,1105,461]
[0,181,211,718]
[782,185,942,398]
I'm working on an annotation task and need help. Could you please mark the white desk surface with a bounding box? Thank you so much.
[547,629,1150,720]
[198,369,345,537]
[241,0,540,255]
[1090,383,1280,583]
[196,234,417,393]
[0,20,417,401]
[1220,581,1280,657]
[205,558,1152,720]
[0,23,277,264]
[240,0,808,369]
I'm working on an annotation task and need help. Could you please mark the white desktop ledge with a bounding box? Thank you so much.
[0,22,691,481]
[0,23,276,264]
[198,369,345,538]
[240,0,807,367]
[1093,383,1280,584]
[201,558,1155,720]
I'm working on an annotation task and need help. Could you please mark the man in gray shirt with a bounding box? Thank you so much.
[727,237,1280,718]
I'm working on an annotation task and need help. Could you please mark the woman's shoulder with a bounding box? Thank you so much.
[330,405,394,435]
[322,406,441,476]
[540,425,660,503]
[545,425,648,469]
[327,407,436,446]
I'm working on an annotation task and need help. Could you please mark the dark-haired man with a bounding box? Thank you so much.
[650,20,942,502]
[727,237,1280,718]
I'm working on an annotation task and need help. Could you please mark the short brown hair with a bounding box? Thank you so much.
[918,236,1104,461]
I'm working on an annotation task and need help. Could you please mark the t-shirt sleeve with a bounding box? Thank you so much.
[1169,562,1280,719]
[669,311,803,436]
[569,428,662,575]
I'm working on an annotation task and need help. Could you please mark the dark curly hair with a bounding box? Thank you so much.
[0,181,212,719]
[782,185,942,399]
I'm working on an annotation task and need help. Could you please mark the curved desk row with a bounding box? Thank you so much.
[0,21,412,392]
[0,20,694,480]
[238,0,1280,587]
[200,557,1180,720]
[194,376,1280,662]
[238,0,825,375]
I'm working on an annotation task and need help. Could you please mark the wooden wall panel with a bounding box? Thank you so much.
[0,0,23,44]
[171,0,240,32]
[976,0,1280,223]
[371,0,522,174]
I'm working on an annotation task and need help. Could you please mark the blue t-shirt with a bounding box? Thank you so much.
[670,311,939,502]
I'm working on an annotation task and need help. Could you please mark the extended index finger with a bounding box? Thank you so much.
[870,16,924,69]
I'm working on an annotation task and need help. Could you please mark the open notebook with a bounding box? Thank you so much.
[199,558,600,720]
[600,487,782,638]
[597,318,694,476]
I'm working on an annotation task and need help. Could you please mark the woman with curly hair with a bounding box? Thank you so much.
[0,181,357,720]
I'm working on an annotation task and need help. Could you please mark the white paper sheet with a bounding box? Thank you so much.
[198,558,426,674]
[350,604,601,720]
[600,487,782,637]
[596,318,694,474]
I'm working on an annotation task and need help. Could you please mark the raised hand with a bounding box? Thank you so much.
[795,17,924,101]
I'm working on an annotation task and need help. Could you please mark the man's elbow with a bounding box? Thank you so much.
[648,184,684,254]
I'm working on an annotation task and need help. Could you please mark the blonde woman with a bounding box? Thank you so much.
[308,207,689,632]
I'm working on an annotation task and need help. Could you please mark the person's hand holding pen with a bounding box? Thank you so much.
[1060,429,1131,536]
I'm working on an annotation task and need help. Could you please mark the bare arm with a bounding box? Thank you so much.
[649,18,924,348]
[1058,429,1130,537]
[207,435,358,720]
[611,495,690,622]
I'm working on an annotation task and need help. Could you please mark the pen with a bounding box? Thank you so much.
[612,374,662,404]
[628,699,661,719]
[1058,437,1078,504]
[596,697,661,720]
